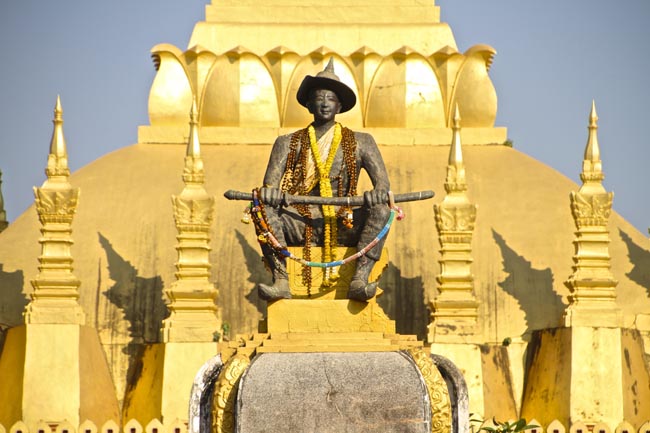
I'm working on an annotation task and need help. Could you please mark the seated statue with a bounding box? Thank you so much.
[255,59,391,302]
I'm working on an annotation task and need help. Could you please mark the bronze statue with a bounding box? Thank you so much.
[256,59,392,302]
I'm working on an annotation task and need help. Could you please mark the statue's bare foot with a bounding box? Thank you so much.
[258,278,291,301]
[348,280,378,301]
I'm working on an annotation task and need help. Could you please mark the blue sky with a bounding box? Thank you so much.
[0,0,648,234]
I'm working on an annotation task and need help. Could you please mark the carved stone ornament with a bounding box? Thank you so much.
[434,204,477,232]
[173,195,215,227]
[580,169,604,183]
[407,348,452,433]
[45,154,71,178]
[34,187,79,224]
[183,162,206,184]
[443,176,468,194]
[570,191,612,227]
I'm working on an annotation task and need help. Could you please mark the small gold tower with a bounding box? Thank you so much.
[563,101,622,328]
[0,97,119,429]
[430,105,479,340]
[520,103,650,427]
[24,95,85,325]
[122,101,220,425]
[429,106,492,418]
[162,99,220,342]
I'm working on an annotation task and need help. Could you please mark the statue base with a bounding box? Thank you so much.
[264,298,395,336]
[207,294,453,433]
[195,247,462,433]
[236,351,435,433]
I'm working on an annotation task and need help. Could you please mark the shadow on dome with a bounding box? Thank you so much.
[0,265,26,356]
[492,229,565,340]
[98,232,167,388]
[619,229,650,298]
[0,264,27,331]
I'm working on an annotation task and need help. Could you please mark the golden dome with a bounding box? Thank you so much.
[0,141,648,391]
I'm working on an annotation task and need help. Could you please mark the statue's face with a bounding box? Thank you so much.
[307,89,341,123]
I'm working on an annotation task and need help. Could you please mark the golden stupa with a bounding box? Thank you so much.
[0,0,649,431]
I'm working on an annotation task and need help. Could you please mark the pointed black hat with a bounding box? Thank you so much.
[296,58,357,113]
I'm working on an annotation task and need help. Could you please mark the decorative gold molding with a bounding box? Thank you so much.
[147,42,500,131]
[408,348,452,433]
[211,353,251,433]
[34,188,79,224]
[172,196,215,228]
[570,191,612,228]
[435,206,476,232]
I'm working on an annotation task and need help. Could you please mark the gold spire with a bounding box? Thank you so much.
[563,101,620,327]
[46,95,70,178]
[581,100,603,183]
[430,108,479,342]
[187,99,201,158]
[182,99,205,185]
[445,104,466,193]
[162,102,219,342]
[25,96,84,325]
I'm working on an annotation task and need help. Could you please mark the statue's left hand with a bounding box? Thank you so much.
[260,187,284,207]
[363,189,388,208]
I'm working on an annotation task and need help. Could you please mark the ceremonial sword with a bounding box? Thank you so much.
[223,190,434,206]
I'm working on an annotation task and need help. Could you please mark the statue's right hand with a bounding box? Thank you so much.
[260,187,284,207]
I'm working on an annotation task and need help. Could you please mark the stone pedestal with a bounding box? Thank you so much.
[207,296,454,433]
[237,352,431,433]
[0,324,119,430]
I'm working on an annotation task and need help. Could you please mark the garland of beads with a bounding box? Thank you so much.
[280,130,303,193]
[336,127,357,228]
[249,188,403,269]
[294,128,315,290]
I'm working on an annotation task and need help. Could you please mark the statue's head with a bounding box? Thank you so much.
[296,58,356,113]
